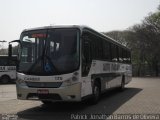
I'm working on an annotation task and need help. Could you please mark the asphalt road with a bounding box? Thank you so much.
[0,77,160,120]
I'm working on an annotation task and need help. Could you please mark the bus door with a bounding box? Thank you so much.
[81,34,92,97]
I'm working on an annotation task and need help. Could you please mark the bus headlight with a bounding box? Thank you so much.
[61,79,72,86]
[16,79,26,86]
[72,76,78,81]
[61,76,78,87]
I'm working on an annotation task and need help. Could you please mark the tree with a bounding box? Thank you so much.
[142,11,160,76]
[104,5,160,76]
[104,30,131,46]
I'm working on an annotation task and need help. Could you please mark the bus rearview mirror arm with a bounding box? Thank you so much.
[9,40,21,44]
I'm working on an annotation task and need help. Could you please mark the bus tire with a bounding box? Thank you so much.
[120,76,125,91]
[1,75,10,84]
[41,100,53,105]
[90,81,101,104]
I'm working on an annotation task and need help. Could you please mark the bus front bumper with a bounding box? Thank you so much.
[16,83,81,102]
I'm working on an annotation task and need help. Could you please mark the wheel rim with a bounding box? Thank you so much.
[94,86,100,100]
[121,80,125,89]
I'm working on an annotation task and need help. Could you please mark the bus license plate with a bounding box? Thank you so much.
[37,89,49,94]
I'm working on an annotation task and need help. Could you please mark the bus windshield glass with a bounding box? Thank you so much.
[18,28,80,75]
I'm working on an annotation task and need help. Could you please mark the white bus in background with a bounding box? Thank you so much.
[0,55,17,84]
[10,25,132,104]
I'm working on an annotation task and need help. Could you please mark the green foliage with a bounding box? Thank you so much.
[105,5,160,76]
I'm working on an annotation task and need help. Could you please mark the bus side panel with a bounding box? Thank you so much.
[84,60,132,93]
[81,75,92,97]
[0,66,16,80]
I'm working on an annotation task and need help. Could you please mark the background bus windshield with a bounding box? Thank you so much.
[18,28,79,75]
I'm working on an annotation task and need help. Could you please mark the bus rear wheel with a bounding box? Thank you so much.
[120,76,125,91]
[1,76,10,84]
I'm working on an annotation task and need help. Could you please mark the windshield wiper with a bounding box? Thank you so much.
[44,55,59,73]
[26,55,60,75]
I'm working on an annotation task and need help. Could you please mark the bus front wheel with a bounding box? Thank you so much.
[41,100,54,105]
[90,81,101,104]
[0,76,10,84]
[120,76,125,91]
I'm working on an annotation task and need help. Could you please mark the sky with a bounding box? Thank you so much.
[0,0,159,47]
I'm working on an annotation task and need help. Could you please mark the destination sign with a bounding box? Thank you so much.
[32,34,46,38]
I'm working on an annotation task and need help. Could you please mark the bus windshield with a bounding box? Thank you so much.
[18,28,80,75]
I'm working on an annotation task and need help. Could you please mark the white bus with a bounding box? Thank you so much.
[10,25,132,104]
[0,55,17,84]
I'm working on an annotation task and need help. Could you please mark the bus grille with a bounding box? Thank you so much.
[27,93,62,100]
[26,82,62,88]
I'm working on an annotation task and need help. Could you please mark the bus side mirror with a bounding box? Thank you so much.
[8,44,12,57]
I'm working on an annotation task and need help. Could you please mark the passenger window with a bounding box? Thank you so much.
[111,44,118,62]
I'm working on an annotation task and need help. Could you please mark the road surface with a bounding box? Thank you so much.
[0,77,160,120]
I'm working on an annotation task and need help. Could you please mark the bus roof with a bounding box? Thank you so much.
[22,25,86,32]
[22,25,130,51]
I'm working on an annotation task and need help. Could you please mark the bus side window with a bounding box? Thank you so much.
[0,60,1,66]
[122,49,125,63]
[1,58,8,66]
[9,59,17,66]
[103,41,111,61]
[111,44,118,62]
[127,51,131,63]
[119,47,123,62]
